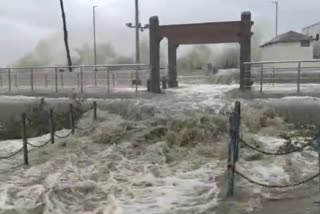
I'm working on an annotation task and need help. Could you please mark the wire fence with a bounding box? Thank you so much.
[244,59,320,93]
[0,64,168,95]
[227,101,320,197]
[0,101,98,165]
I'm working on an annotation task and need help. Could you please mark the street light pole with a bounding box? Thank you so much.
[135,0,140,64]
[272,1,278,36]
[93,5,98,65]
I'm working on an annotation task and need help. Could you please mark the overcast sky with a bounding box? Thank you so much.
[0,0,319,66]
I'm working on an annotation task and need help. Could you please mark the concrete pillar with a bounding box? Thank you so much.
[168,40,179,88]
[240,12,253,90]
[149,16,161,93]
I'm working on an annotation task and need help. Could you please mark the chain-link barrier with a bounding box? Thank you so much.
[73,105,94,114]
[239,138,314,156]
[235,168,319,188]
[54,130,73,139]
[0,148,23,159]
[75,124,94,131]
[27,139,51,148]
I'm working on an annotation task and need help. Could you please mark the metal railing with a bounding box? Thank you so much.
[0,64,168,94]
[244,59,320,93]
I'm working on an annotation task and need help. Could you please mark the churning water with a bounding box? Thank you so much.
[0,84,319,214]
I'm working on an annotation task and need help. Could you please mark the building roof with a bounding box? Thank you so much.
[303,21,320,31]
[260,31,312,47]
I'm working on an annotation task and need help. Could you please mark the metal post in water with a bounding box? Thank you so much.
[21,113,29,165]
[69,104,75,134]
[93,101,97,121]
[227,113,236,197]
[49,109,55,144]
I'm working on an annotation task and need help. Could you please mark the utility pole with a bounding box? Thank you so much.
[93,5,98,65]
[272,1,278,36]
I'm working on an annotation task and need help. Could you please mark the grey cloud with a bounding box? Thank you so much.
[1,0,320,66]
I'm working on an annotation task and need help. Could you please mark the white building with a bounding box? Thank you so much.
[302,22,320,59]
[260,31,313,62]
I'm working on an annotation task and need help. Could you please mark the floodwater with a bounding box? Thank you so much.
[0,84,319,214]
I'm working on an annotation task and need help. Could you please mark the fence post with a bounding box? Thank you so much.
[49,109,55,144]
[297,62,301,93]
[260,64,263,93]
[80,66,84,93]
[107,68,110,94]
[93,101,97,121]
[55,68,58,93]
[8,68,11,92]
[21,113,29,165]
[316,135,320,192]
[69,104,75,134]
[30,69,34,92]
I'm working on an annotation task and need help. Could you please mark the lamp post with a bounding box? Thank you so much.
[272,1,278,36]
[93,5,98,65]
[126,0,149,65]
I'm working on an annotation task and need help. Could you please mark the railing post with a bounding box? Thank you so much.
[45,73,48,88]
[297,62,301,93]
[80,66,84,93]
[112,73,115,87]
[30,69,34,92]
[107,68,110,94]
[49,109,55,144]
[55,68,58,93]
[69,104,75,134]
[21,113,29,165]
[135,70,138,93]
[260,64,263,93]
[14,73,17,88]
[94,68,98,87]
[60,72,64,88]
[93,101,97,121]
[272,67,275,86]
[77,72,80,88]
[8,68,11,92]
[317,136,320,192]
[0,73,2,88]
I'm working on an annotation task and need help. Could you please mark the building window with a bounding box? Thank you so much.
[301,40,310,47]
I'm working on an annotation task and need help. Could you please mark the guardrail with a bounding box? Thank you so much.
[244,59,320,93]
[0,101,98,165]
[0,64,168,94]
[227,101,320,197]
